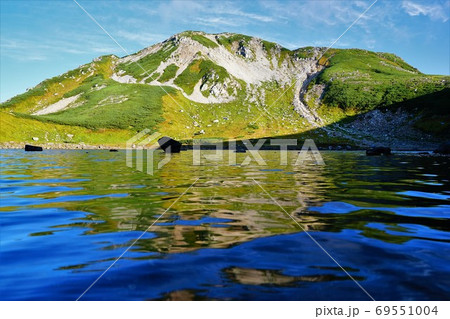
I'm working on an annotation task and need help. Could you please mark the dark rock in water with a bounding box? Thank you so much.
[234,144,247,153]
[109,149,118,152]
[433,142,450,154]
[25,145,43,152]
[366,146,391,156]
[158,136,182,153]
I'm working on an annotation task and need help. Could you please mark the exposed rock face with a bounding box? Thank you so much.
[33,94,82,115]
[236,41,252,59]
[340,108,438,150]
[111,72,137,84]
[293,68,324,126]
[305,83,326,107]
[110,31,323,124]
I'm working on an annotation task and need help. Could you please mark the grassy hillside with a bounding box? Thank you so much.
[174,58,231,95]
[1,55,116,114]
[157,84,308,141]
[0,112,133,145]
[1,31,449,147]
[216,33,253,51]
[158,64,179,82]
[118,41,177,82]
[34,81,169,130]
[182,31,218,49]
[315,49,449,111]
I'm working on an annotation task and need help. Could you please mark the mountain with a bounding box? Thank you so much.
[1,31,449,149]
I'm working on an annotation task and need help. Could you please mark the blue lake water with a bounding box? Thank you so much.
[0,149,449,300]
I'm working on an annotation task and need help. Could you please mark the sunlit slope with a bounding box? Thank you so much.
[1,31,449,145]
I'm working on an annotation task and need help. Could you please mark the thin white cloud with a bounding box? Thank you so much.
[241,12,274,23]
[213,8,274,23]
[13,55,47,62]
[195,17,241,27]
[125,3,158,16]
[0,35,121,61]
[153,0,276,28]
[402,1,449,22]
[91,47,120,54]
[116,31,166,46]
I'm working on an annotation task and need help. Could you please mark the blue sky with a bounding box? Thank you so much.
[1,0,449,101]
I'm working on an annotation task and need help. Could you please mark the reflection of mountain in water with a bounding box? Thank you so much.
[2,150,450,300]
[224,267,364,286]
[7,150,449,260]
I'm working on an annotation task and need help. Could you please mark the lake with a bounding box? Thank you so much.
[0,149,449,300]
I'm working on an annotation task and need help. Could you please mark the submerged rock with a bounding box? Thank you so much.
[158,136,182,153]
[25,145,43,152]
[433,142,450,154]
[366,146,391,156]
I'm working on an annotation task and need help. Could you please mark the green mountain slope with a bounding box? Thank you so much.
[1,31,449,148]
[316,49,446,111]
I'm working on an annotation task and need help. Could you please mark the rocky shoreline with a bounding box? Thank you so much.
[0,141,446,152]
[0,142,122,150]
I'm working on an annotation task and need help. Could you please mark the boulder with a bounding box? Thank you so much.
[25,145,43,152]
[366,146,391,156]
[194,130,205,136]
[433,142,450,154]
[234,145,247,153]
[109,149,118,152]
[158,136,182,153]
